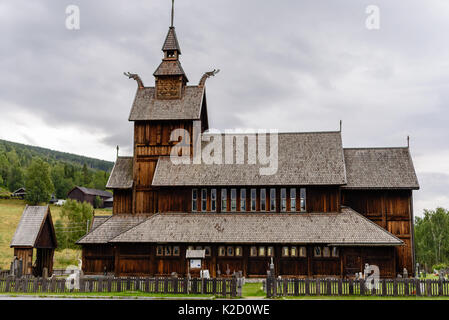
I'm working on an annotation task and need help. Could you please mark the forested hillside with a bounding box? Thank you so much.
[0,139,113,199]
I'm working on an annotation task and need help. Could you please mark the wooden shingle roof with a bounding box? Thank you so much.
[162,27,181,54]
[107,207,402,246]
[77,215,148,244]
[153,60,187,78]
[10,206,56,248]
[128,86,204,121]
[152,131,347,186]
[343,148,419,189]
[106,157,133,189]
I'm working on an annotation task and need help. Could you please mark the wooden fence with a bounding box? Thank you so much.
[266,277,449,297]
[0,276,239,297]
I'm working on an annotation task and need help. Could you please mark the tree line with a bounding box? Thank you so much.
[0,139,112,200]
[415,208,449,272]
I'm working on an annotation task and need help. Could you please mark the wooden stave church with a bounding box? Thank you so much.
[77,15,419,279]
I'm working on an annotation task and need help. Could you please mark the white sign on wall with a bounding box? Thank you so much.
[190,259,202,269]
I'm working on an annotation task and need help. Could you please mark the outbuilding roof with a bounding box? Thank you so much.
[152,131,347,186]
[69,186,112,198]
[10,206,56,248]
[108,207,402,246]
[128,86,204,121]
[343,148,419,189]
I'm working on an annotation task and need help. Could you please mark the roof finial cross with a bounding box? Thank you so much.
[171,0,175,27]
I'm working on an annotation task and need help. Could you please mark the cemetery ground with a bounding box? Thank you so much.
[0,199,110,270]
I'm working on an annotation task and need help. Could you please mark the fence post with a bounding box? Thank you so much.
[327,279,331,295]
[231,276,237,298]
[439,279,443,296]
[360,279,365,296]
[305,279,310,296]
[393,279,398,296]
[316,279,320,296]
[415,279,421,296]
[294,279,299,296]
[348,279,353,295]
[338,279,342,296]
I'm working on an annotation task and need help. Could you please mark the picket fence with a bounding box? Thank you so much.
[0,276,239,297]
[266,277,449,297]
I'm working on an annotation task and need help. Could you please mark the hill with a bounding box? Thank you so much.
[0,139,114,198]
[0,139,113,171]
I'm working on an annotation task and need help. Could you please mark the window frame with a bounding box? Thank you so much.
[280,188,287,212]
[164,246,172,256]
[314,246,322,257]
[260,189,266,211]
[235,246,243,257]
[227,246,235,256]
[240,189,246,211]
[221,189,227,212]
[267,246,274,257]
[201,188,207,212]
[251,189,257,211]
[290,246,297,257]
[282,246,289,257]
[250,246,258,257]
[156,245,163,256]
[204,246,211,256]
[258,246,266,257]
[230,188,237,212]
[211,189,217,212]
[332,247,339,258]
[173,246,180,256]
[270,188,276,212]
[218,246,226,256]
[299,246,307,257]
[323,246,331,258]
[300,188,306,212]
[290,188,296,212]
[192,189,198,212]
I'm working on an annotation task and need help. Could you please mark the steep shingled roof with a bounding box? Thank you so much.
[10,206,54,247]
[128,86,204,121]
[152,132,347,186]
[109,207,403,246]
[90,215,112,231]
[106,157,133,189]
[343,148,419,189]
[153,60,188,78]
[76,215,148,244]
[162,27,181,53]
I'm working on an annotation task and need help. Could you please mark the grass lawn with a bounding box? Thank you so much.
[0,199,110,270]
[242,282,266,297]
[0,291,215,299]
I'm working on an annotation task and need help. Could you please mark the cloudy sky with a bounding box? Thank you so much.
[1,0,448,216]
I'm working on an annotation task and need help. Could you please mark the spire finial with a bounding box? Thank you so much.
[116,145,119,158]
[407,135,410,148]
[171,0,174,27]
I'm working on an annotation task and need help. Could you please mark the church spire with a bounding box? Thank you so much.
[153,0,188,99]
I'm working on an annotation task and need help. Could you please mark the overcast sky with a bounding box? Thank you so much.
[1,0,448,216]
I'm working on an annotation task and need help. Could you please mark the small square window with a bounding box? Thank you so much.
[164,246,172,256]
[323,247,330,257]
[173,246,180,256]
[235,246,242,256]
[267,246,274,257]
[227,246,234,256]
[299,246,307,257]
[156,246,163,256]
[332,247,339,257]
[218,246,226,256]
[282,246,289,257]
[291,246,297,257]
[314,246,322,257]
[205,246,211,256]
[259,246,266,257]
[250,246,257,257]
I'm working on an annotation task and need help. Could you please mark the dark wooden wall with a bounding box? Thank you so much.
[82,243,396,279]
[156,186,340,213]
[113,189,133,214]
[342,189,414,275]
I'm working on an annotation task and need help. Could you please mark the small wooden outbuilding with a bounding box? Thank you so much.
[10,205,57,277]
[67,186,112,208]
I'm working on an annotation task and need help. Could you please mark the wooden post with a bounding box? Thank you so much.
[316,279,320,296]
[404,279,409,296]
[359,279,365,296]
[338,279,342,296]
[305,279,310,295]
[349,279,353,295]
[415,279,421,296]
[382,279,387,296]
[426,279,431,297]
[294,279,299,296]
[393,279,398,296]
[438,279,443,296]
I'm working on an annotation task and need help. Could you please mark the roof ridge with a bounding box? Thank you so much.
[344,147,409,150]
